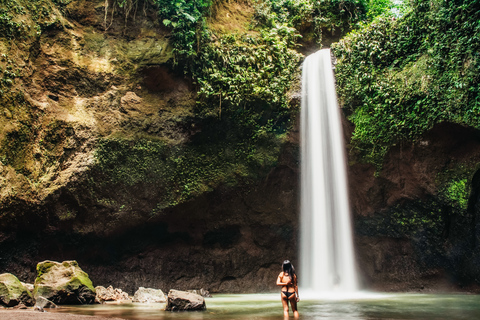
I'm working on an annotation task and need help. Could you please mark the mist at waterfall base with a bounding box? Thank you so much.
[299,49,358,298]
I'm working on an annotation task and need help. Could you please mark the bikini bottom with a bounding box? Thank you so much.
[282,291,295,299]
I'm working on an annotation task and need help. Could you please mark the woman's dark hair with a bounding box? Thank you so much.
[282,260,296,281]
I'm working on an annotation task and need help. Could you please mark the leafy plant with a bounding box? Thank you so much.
[195,27,302,117]
[0,8,26,39]
[443,179,469,209]
[155,0,212,62]
[333,0,480,168]
[93,133,283,211]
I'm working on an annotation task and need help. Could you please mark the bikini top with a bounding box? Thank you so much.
[281,272,297,287]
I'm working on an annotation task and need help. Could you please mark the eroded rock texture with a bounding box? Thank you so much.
[350,123,480,291]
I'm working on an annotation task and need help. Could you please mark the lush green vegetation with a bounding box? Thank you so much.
[437,165,475,210]
[333,0,480,167]
[93,133,282,210]
[155,0,212,62]
[91,0,399,210]
[95,0,305,209]
[0,7,26,39]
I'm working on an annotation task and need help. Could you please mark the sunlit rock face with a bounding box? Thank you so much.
[33,260,96,304]
[0,0,301,295]
[0,273,34,307]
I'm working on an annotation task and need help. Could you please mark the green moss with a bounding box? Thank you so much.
[34,260,95,293]
[66,271,95,292]
[92,124,285,211]
[35,261,56,281]
[437,164,478,211]
[0,273,33,307]
[355,196,446,237]
[443,179,469,209]
[0,8,26,39]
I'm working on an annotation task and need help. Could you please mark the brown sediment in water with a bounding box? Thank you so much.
[0,309,124,320]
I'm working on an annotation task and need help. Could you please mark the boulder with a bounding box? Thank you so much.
[0,273,35,307]
[34,296,57,309]
[95,285,130,303]
[165,289,206,311]
[33,260,96,304]
[20,282,34,293]
[133,287,166,303]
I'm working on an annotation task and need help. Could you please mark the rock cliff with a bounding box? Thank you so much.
[2,0,479,294]
[0,0,299,294]
[350,122,480,291]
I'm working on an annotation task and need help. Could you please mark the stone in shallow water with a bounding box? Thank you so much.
[33,260,96,305]
[133,287,166,303]
[95,285,131,303]
[165,289,206,311]
[35,296,57,309]
[0,273,34,307]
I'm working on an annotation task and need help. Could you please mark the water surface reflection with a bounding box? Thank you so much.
[50,293,480,320]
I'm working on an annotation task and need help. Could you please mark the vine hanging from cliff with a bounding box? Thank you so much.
[104,0,155,30]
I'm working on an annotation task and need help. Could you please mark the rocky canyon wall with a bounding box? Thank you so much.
[0,0,300,294]
[2,0,480,295]
[349,122,480,292]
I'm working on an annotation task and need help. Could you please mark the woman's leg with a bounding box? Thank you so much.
[289,296,299,318]
[281,294,290,317]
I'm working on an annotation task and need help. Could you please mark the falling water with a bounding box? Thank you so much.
[299,49,358,294]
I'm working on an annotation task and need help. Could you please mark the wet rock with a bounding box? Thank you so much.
[133,287,166,303]
[0,273,35,307]
[35,296,57,309]
[20,282,34,293]
[165,289,206,311]
[186,288,212,298]
[34,305,45,312]
[33,260,96,304]
[15,303,27,309]
[95,285,130,303]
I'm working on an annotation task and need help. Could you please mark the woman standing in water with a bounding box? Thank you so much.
[276,260,299,318]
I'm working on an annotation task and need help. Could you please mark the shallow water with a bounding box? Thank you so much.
[49,293,480,320]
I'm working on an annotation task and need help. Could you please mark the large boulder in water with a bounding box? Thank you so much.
[133,287,166,303]
[0,273,34,307]
[165,289,205,311]
[33,260,96,304]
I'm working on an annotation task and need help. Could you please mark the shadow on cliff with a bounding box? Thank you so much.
[350,122,480,292]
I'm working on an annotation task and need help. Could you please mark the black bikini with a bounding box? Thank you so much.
[282,272,295,299]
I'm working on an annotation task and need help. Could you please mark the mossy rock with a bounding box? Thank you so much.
[0,273,34,307]
[33,260,96,304]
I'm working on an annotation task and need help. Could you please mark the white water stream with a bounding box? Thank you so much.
[300,49,358,294]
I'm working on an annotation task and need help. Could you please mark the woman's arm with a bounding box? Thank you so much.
[294,275,300,301]
[276,272,291,286]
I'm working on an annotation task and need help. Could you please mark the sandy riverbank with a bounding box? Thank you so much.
[0,309,124,320]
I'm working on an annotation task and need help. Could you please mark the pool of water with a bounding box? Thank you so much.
[48,292,480,320]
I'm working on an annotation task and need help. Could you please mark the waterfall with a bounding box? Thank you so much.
[299,49,358,294]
